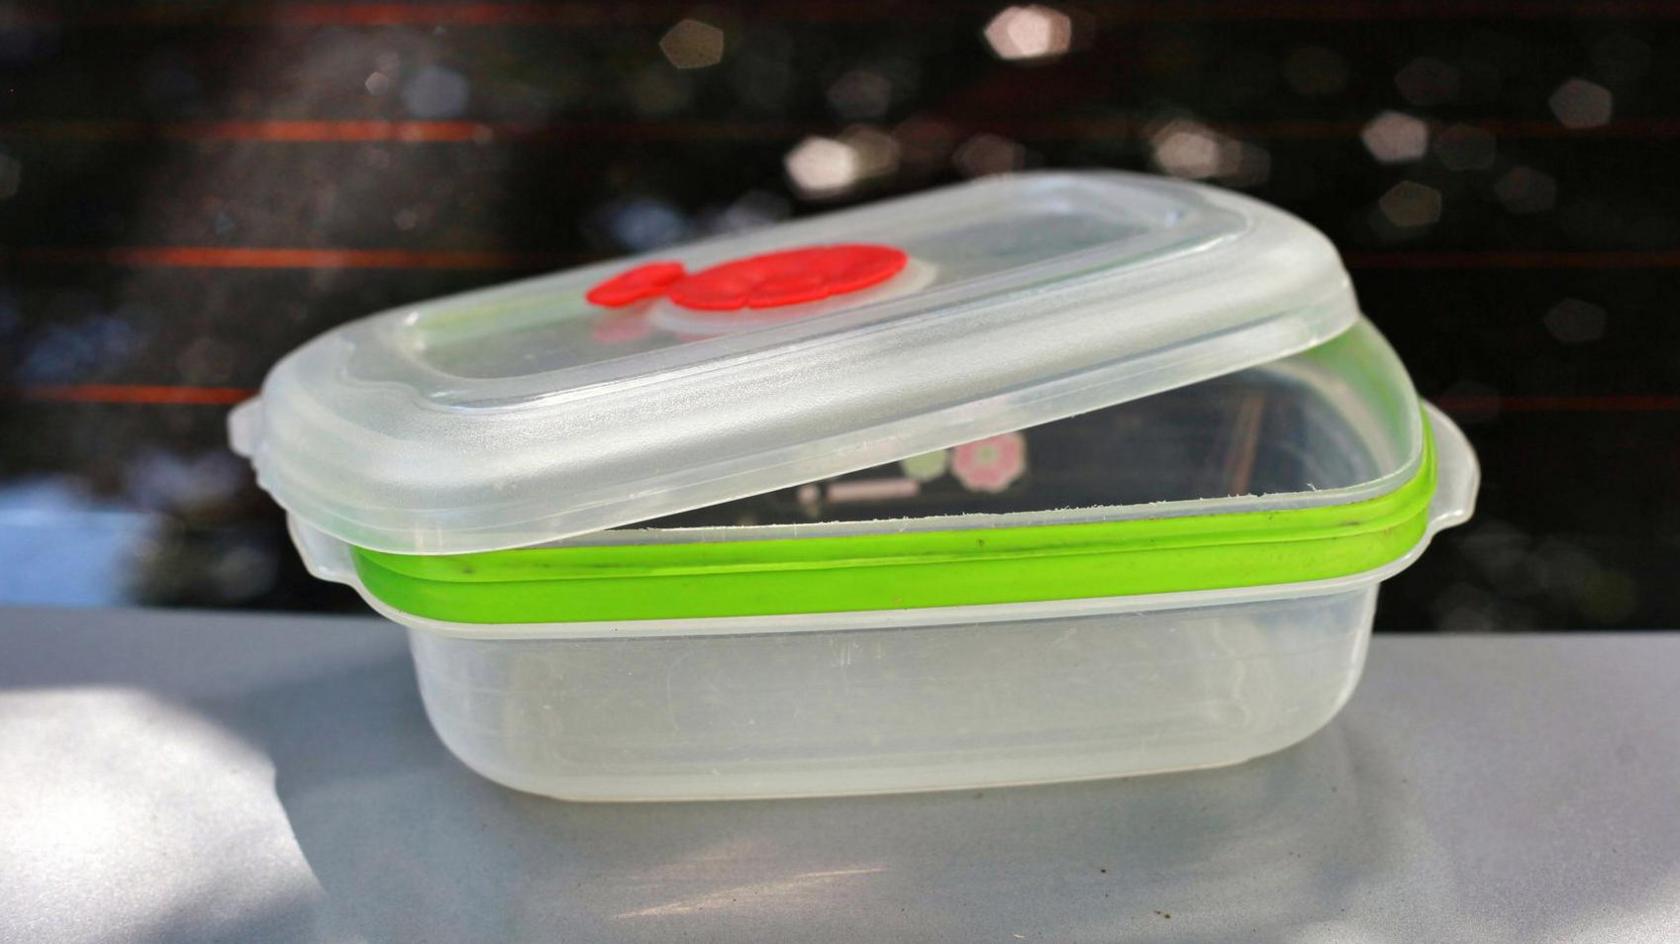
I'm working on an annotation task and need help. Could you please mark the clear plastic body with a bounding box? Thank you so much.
[283,333,1478,800]
[391,403,1474,802]
[231,172,1478,800]
[408,588,1379,801]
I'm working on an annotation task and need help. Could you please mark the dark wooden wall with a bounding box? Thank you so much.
[2,2,1677,629]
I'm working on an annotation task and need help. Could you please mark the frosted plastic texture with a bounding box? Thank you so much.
[296,387,1479,801]
[409,588,1379,801]
[232,172,1359,553]
[406,405,1475,801]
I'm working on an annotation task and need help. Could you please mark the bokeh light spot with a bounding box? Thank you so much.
[401,65,469,119]
[1590,32,1651,85]
[1145,119,1266,185]
[1494,166,1557,214]
[1543,298,1607,344]
[785,136,862,198]
[953,133,1025,177]
[828,68,893,120]
[1433,123,1496,171]
[628,64,694,116]
[1149,120,1222,179]
[0,153,20,200]
[783,127,901,199]
[1378,180,1442,229]
[1548,78,1613,129]
[596,196,691,251]
[660,18,725,70]
[842,125,900,180]
[983,5,1073,62]
[1394,56,1460,105]
[1361,111,1429,164]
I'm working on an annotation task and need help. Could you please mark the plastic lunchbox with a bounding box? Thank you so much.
[230,172,1478,801]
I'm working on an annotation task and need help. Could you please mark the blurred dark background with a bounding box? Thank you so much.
[1,1,1676,630]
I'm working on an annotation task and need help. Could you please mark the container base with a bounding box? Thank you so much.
[406,587,1377,802]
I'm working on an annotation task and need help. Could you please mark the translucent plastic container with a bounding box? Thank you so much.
[234,172,1478,800]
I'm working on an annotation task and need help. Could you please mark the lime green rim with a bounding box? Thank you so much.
[353,417,1435,624]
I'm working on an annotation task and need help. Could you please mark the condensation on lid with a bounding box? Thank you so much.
[232,172,1361,554]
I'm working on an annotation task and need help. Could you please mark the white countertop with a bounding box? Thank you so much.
[3,606,1677,943]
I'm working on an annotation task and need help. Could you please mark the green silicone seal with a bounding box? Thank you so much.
[349,416,1437,625]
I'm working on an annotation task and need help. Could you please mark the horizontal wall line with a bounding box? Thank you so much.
[5,246,578,269]
[12,384,255,405]
[3,117,1678,144]
[13,0,1680,28]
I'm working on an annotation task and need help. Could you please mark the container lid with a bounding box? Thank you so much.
[231,171,1359,554]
